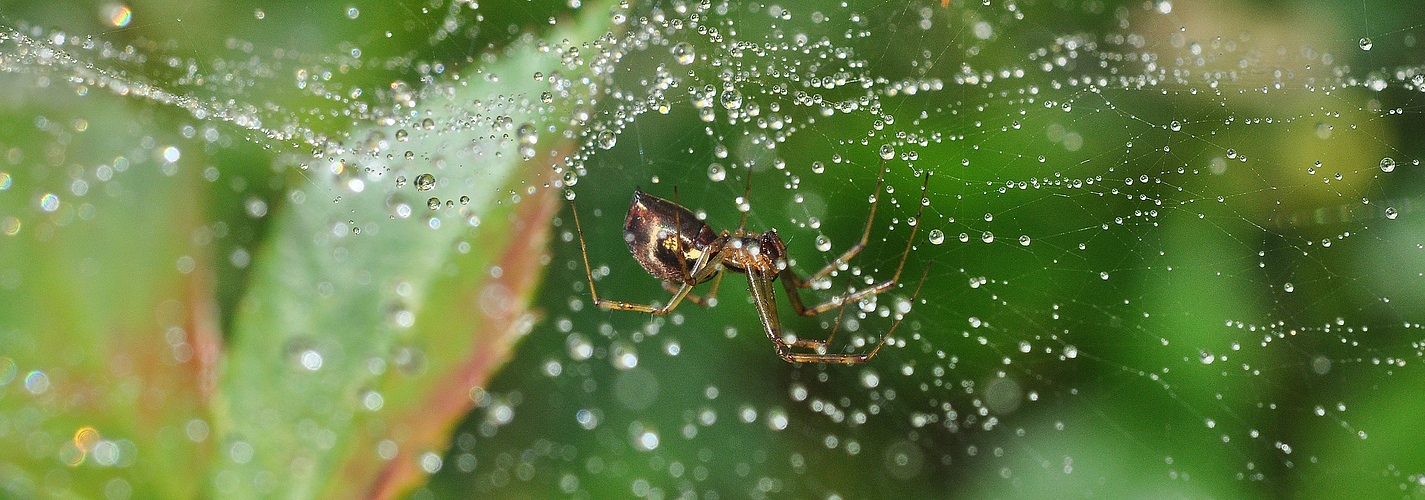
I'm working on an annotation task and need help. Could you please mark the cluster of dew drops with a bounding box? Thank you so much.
[387,172,473,214]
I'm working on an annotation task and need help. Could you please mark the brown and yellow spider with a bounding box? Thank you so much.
[571,165,931,364]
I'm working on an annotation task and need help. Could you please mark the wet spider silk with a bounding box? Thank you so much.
[0,0,1423,498]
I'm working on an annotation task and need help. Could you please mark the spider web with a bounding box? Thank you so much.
[1,0,1423,497]
[442,1,1425,498]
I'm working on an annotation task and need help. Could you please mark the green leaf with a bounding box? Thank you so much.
[0,87,217,499]
[208,12,610,499]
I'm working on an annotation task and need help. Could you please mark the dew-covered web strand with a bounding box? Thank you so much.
[5,0,1420,495]
[0,18,352,205]
[544,2,1418,494]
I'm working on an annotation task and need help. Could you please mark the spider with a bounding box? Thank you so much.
[570,164,932,364]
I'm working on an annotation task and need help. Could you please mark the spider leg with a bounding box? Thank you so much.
[813,279,857,350]
[662,269,723,307]
[778,261,933,364]
[783,170,931,316]
[672,186,691,276]
[777,273,855,352]
[735,168,753,236]
[747,266,829,355]
[797,160,889,290]
[590,284,696,314]
[746,267,786,347]
[595,250,723,313]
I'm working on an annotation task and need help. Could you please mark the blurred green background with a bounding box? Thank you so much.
[2,0,1424,498]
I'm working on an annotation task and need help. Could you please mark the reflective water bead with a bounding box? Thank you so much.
[928,229,945,245]
[671,42,696,65]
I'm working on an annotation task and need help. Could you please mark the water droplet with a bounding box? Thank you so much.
[24,370,49,394]
[1199,350,1215,364]
[567,334,593,360]
[671,42,696,65]
[459,195,470,205]
[612,342,639,369]
[395,176,407,188]
[419,452,443,473]
[299,349,324,370]
[427,197,441,210]
[811,161,825,174]
[104,4,133,27]
[1169,120,1181,131]
[981,231,994,243]
[928,229,945,245]
[346,6,360,19]
[1283,282,1295,292]
[395,129,408,142]
[815,234,832,252]
[1379,157,1396,173]
[1385,207,1398,220]
[879,144,895,160]
[1018,235,1031,246]
[541,92,553,104]
[414,173,436,191]
[631,423,660,451]
[720,89,743,110]
[883,440,925,479]
[575,409,598,429]
[707,162,726,182]
[766,408,789,431]
[860,370,880,388]
[1359,37,1373,51]
[597,130,617,150]
[517,123,538,145]
[39,193,60,212]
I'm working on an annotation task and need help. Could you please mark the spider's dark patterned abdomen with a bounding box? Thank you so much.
[623,190,718,284]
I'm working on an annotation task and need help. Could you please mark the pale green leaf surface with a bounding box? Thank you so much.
[209,11,610,498]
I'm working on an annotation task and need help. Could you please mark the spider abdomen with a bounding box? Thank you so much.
[623,190,718,284]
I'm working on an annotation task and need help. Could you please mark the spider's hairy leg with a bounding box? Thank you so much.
[673,185,690,278]
[782,273,856,352]
[780,260,933,365]
[783,170,932,317]
[795,159,890,290]
[662,270,724,307]
[735,168,754,235]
